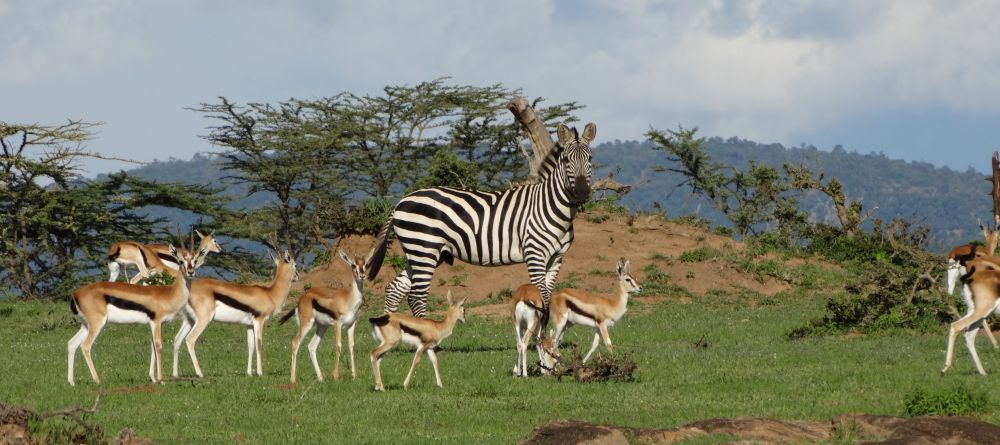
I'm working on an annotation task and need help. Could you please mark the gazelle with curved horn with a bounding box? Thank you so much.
[369,290,466,391]
[172,236,297,378]
[549,258,642,363]
[107,230,222,283]
[280,250,367,383]
[68,244,198,385]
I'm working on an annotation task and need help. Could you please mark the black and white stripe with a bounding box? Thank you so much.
[366,123,596,317]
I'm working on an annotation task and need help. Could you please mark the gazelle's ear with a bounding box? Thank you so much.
[446,290,453,305]
[195,229,205,239]
[339,250,352,265]
[457,297,467,307]
[557,124,575,146]
[284,250,293,263]
[580,123,597,144]
[623,259,631,275]
[616,258,624,276]
[268,251,278,265]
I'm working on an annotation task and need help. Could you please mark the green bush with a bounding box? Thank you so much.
[678,247,712,263]
[904,385,988,416]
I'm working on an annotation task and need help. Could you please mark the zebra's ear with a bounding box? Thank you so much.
[557,124,575,146]
[580,123,597,145]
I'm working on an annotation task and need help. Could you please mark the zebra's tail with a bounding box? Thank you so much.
[366,219,394,281]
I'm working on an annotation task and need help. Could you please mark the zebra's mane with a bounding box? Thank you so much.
[535,141,567,180]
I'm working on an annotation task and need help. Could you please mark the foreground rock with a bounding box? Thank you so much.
[520,414,1000,444]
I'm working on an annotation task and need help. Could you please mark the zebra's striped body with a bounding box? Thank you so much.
[367,123,596,317]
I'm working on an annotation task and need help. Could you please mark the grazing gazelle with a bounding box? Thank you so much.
[68,245,197,385]
[511,284,559,377]
[171,249,298,378]
[549,258,642,363]
[280,250,367,383]
[943,265,1000,375]
[107,230,222,283]
[369,291,466,391]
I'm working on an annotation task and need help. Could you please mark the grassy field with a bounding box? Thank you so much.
[2,278,999,444]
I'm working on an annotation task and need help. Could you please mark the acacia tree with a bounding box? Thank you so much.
[647,125,798,237]
[192,79,583,258]
[0,121,222,299]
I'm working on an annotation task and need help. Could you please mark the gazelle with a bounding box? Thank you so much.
[945,224,998,295]
[171,249,298,378]
[549,258,642,363]
[370,291,466,391]
[942,264,1000,375]
[68,245,197,385]
[511,284,559,377]
[280,250,367,383]
[949,244,1000,349]
[107,230,222,283]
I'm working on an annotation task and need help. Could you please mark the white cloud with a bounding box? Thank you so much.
[0,0,148,86]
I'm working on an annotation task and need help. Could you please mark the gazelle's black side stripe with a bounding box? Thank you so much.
[214,292,261,317]
[104,295,155,318]
[312,300,338,320]
[565,298,597,322]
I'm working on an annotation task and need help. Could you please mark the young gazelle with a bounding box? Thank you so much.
[107,230,222,283]
[171,250,298,378]
[942,265,1000,375]
[549,258,642,363]
[68,245,197,385]
[369,291,466,391]
[511,284,559,377]
[280,250,367,383]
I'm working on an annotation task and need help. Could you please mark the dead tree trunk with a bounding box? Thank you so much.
[507,97,555,182]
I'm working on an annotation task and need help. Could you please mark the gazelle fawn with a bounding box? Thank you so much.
[549,258,641,363]
[511,284,559,377]
[943,264,1000,375]
[68,245,197,385]
[280,250,367,383]
[172,249,298,378]
[370,291,466,391]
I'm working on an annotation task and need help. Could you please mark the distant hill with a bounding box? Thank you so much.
[108,139,993,252]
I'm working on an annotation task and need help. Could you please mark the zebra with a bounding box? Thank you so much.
[365,123,596,318]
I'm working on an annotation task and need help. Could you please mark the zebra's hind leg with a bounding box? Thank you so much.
[406,265,435,318]
[383,271,412,314]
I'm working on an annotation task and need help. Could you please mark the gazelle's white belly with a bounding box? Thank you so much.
[567,311,598,328]
[213,302,255,325]
[106,305,151,324]
[401,332,434,349]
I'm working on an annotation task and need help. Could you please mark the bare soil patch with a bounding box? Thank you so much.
[519,415,1000,444]
[299,214,794,311]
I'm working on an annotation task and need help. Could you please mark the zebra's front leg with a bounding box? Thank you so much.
[383,271,412,314]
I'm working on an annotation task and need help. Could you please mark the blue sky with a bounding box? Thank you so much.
[4,0,1000,175]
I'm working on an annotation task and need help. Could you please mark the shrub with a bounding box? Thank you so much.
[904,385,988,416]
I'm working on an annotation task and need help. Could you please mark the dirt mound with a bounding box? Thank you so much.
[299,214,791,316]
[0,400,156,445]
[519,415,1000,444]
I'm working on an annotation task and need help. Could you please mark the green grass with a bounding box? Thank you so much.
[2,289,999,444]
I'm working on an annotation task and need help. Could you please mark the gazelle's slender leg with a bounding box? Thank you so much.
[108,262,121,282]
[182,312,212,378]
[172,315,194,377]
[333,319,343,380]
[67,326,88,386]
[149,337,157,382]
[964,321,987,375]
[245,325,255,376]
[80,316,108,384]
[290,316,314,383]
[347,322,357,379]
[598,322,614,354]
[253,318,264,376]
[427,348,443,387]
[583,332,602,363]
[151,321,164,383]
[308,323,327,381]
[403,345,426,389]
[944,302,996,373]
[513,316,525,376]
[370,338,397,392]
[983,319,999,349]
